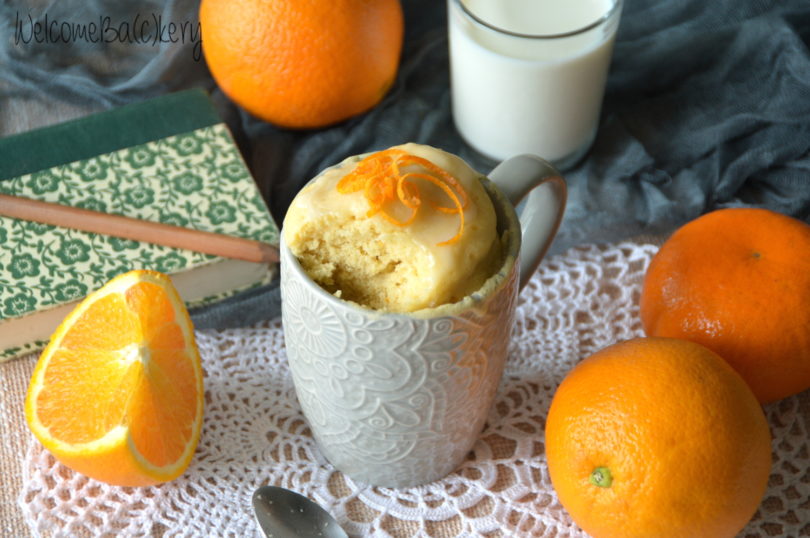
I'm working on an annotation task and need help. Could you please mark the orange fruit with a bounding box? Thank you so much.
[640,207,810,403]
[25,270,204,487]
[545,337,771,538]
[199,0,404,129]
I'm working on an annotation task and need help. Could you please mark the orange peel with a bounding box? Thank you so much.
[336,149,468,245]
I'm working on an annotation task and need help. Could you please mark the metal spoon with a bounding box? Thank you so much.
[252,485,348,538]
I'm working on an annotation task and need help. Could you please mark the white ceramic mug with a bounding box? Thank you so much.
[280,154,566,488]
[448,0,623,169]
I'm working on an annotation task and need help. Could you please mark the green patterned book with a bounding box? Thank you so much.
[0,89,279,361]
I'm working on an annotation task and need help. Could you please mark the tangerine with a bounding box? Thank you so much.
[640,207,810,403]
[199,0,404,128]
[545,337,771,538]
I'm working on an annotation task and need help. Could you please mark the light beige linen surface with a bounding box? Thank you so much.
[1,355,36,537]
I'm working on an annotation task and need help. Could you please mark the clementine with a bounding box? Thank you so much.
[640,207,810,403]
[25,270,204,487]
[545,337,771,538]
[199,0,404,129]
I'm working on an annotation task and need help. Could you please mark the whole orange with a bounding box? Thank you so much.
[545,337,771,538]
[199,0,404,129]
[640,207,810,403]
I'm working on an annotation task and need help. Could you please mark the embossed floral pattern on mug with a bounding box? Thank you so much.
[281,242,519,488]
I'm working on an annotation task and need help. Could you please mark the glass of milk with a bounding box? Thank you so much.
[448,0,623,169]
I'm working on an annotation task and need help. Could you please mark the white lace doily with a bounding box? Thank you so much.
[19,241,810,537]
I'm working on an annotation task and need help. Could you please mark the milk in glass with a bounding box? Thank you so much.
[448,0,622,167]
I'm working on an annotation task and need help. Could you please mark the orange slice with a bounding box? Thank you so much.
[25,270,204,487]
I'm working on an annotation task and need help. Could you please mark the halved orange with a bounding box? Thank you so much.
[25,270,204,487]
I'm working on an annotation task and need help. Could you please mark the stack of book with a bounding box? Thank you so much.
[0,89,279,361]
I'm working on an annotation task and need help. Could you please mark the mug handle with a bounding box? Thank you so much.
[488,155,567,290]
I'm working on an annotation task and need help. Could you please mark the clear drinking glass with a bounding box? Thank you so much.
[448,0,623,169]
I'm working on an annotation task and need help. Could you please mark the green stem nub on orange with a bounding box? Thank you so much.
[590,466,613,488]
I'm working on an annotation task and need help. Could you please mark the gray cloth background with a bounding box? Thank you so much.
[2,0,809,328]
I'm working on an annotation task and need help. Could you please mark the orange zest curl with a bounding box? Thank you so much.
[336,149,468,245]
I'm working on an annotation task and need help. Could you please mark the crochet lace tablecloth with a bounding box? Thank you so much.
[16,241,810,537]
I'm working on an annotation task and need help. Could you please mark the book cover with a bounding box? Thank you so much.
[0,89,279,361]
